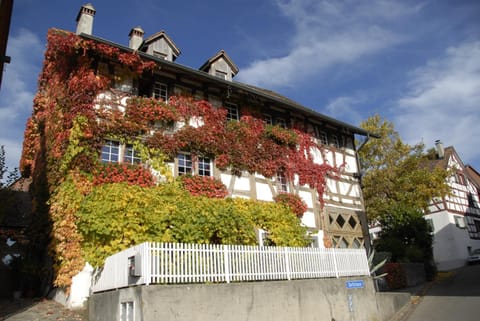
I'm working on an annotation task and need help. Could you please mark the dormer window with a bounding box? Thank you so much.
[215,70,227,80]
[153,50,168,60]
[200,50,239,82]
[142,31,181,62]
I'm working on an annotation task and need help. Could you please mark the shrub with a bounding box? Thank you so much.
[273,193,308,218]
[179,175,228,198]
[384,262,407,290]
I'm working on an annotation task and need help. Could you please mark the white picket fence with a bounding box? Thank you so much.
[92,242,370,293]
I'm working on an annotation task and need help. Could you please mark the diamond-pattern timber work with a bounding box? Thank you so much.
[326,209,363,249]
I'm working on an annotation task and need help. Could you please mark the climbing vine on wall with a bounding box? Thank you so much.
[20,29,340,288]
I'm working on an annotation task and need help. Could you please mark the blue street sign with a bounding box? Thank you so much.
[346,280,364,289]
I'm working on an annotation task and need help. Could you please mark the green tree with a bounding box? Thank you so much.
[0,146,20,221]
[359,115,449,280]
[359,115,450,222]
[0,145,20,188]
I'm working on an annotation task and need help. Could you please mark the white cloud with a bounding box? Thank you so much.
[394,41,480,166]
[0,28,43,172]
[325,95,366,126]
[237,0,417,87]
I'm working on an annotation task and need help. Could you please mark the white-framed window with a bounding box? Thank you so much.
[124,144,142,164]
[177,153,212,176]
[276,172,288,192]
[101,140,120,163]
[224,102,239,121]
[198,157,212,176]
[120,301,134,321]
[101,140,142,164]
[178,153,193,176]
[275,118,287,129]
[153,81,168,101]
[215,70,227,80]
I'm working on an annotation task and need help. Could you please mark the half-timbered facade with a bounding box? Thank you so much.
[425,141,480,270]
[77,4,371,249]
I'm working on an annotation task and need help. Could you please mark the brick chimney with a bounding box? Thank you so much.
[76,3,96,35]
[129,26,144,50]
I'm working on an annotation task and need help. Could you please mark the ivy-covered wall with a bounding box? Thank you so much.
[20,29,340,289]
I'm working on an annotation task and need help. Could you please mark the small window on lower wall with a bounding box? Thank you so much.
[101,140,142,164]
[120,301,134,321]
[198,157,212,176]
[454,215,466,229]
[177,153,212,177]
[276,172,288,192]
[124,144,142,164]
[101,140,120,163]
[178,153,193,175]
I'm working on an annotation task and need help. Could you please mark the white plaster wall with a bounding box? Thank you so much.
[426,211,480,270]
[234,176,250,191]
[301,211,316,228]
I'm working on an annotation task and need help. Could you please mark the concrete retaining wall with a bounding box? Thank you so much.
[89,277,410,321]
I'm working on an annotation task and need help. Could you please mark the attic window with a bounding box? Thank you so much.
[153,51,167,60]
[215,70,227,80]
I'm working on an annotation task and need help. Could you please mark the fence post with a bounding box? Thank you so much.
[332,248,339,278]
[284,247,291,280]
[145,242,151,285]
[224,245,231,283]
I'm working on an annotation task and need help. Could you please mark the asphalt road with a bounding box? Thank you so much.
[405,264,480,321]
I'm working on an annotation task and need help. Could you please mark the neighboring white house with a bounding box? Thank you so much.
[425,141,480,271]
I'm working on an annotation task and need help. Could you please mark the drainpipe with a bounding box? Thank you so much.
[355,134,372,255]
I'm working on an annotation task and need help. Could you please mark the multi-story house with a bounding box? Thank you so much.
[425,141,480,270]
[22,4,374,251]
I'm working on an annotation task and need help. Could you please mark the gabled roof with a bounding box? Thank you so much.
[466,165,480,189]
[199,49,239,75]
[142,30,181,57]
[428,146,467,172]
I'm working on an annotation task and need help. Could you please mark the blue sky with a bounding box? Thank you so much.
[1,0,479,174]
